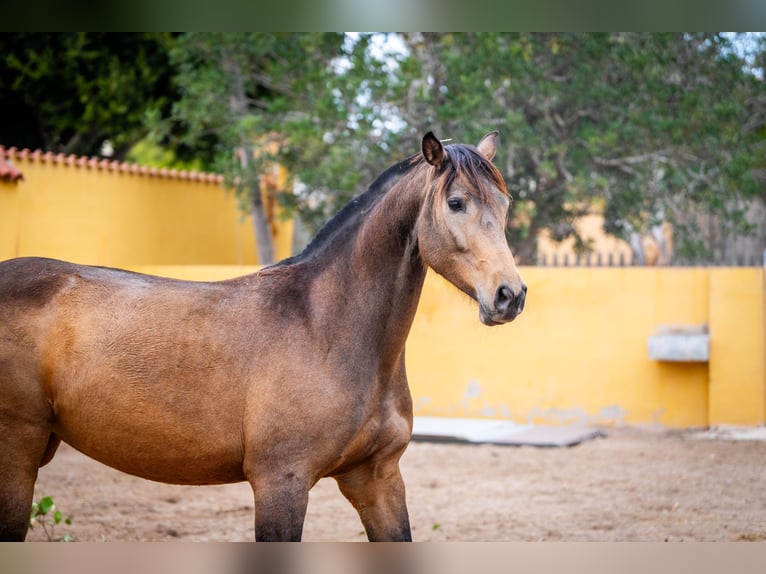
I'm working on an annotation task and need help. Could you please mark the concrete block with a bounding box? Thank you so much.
[648,325,709,362]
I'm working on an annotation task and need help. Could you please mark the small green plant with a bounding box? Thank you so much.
[29,496,73,542]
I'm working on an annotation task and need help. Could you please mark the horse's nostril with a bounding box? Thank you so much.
[495,285,513,312]
[495,284,526,316]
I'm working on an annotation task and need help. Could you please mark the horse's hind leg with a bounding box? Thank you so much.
[0,425,56,541]
[335,453,412,542]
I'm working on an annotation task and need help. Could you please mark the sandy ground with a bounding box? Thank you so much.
[26,426,766,542]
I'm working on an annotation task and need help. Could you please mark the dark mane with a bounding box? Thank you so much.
[270,141,508,269]
[274,153,421,267]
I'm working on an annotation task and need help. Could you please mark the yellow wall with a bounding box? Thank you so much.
[408,268,711,427]
[0,180,20,262]
[708,269,766,425]
[126,265,765,429]
[0,156,292,266]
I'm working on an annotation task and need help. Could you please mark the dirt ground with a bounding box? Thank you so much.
[27,426,766,542]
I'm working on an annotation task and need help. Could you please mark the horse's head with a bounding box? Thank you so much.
[416,131,526,325]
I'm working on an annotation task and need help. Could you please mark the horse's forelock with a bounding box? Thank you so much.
[430,144,508,204]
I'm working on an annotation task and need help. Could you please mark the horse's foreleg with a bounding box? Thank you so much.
[248,470,310,541]
[0,427,56,541]
[336,456,412,542]
[0,471,35,542]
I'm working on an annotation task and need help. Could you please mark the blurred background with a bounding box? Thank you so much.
[1,32,764,266]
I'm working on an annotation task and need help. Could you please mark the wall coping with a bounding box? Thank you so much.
[0,145,225,184]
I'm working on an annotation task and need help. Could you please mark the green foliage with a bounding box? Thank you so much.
[389,32,765,263]
[161,33,352,263]
[29,496,73,542]
[8,33,760,264]
[126,138,205,172]
[0,33,177,159]
[187,31,761,263]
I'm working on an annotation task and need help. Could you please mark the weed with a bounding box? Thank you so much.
[29,496,73,542]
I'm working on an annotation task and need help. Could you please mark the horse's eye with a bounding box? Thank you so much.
[447,197,465,212]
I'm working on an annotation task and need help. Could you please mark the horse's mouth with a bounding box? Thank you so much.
[479,305,522,326]
[476,281,526,326]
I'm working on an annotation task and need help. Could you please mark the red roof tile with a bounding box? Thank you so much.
[0,146,225,184]
[0,150,24,182]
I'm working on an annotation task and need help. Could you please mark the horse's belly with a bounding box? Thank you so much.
[56,423,247,485]
[51,390,247,485]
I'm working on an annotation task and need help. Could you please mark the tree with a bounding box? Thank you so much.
[164,33,349,265]
[391,33,765,264]
[4,34,763,264]
[266,33,413,234]
[0,33,176,159]
[242,32,765,264]
[156,33,764,265]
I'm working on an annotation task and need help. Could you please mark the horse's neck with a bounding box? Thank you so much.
[306,172,429,358]
[356,175,426,294]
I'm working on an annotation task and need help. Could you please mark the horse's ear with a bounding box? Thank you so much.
[421,131,445,168]
[476,131,499,161]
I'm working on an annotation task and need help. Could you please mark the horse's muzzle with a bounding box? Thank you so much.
[481,283,527,325]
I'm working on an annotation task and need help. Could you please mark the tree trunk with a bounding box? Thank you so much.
[514,233,538,266]
[251,188,275,266]
[225,52,277,266]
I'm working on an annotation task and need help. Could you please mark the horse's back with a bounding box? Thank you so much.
[0,257,80,309]
[0,256,144,350]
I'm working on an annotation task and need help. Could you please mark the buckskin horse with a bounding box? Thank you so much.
[0,132,526,541]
